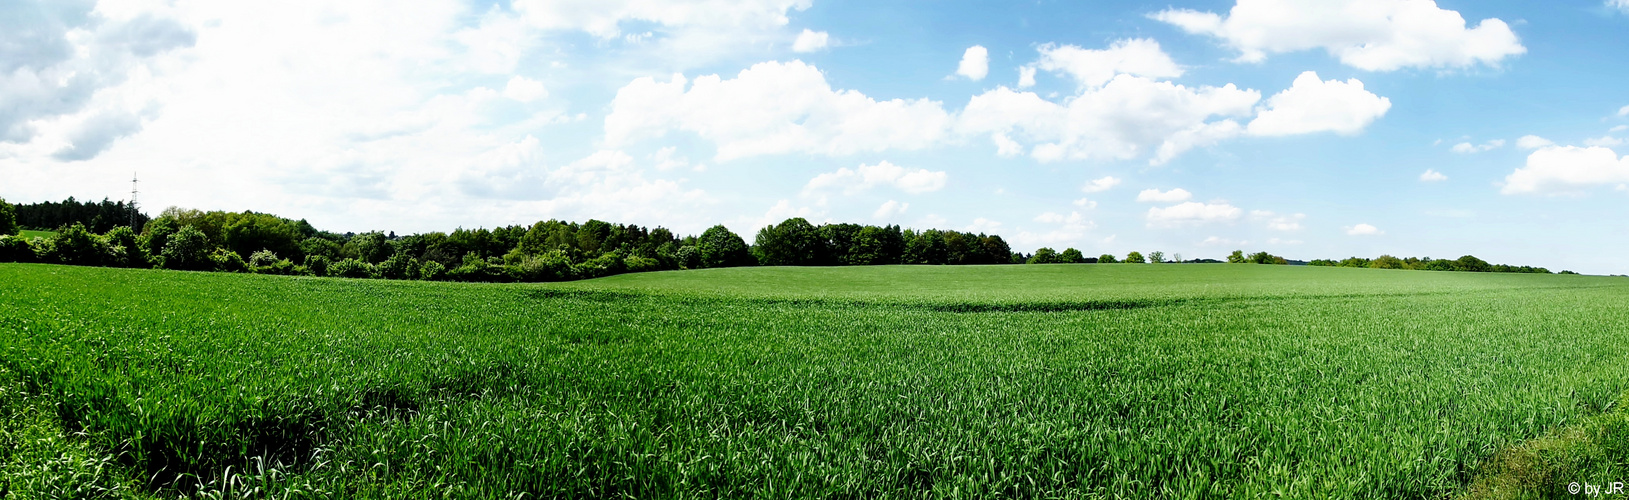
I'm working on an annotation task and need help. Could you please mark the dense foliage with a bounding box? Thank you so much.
[1,264,1625,497]
[10,196,150,234]
[1306,254,1554,273]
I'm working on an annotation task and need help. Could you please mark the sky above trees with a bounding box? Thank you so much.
[3,0,1628,273]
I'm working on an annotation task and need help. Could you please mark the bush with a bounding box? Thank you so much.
[303,255,332,277]
[329,258,376,279]
[674,245,701,269]
[1125,251,1146,264]
[623,255,661,273]
[510,251,575,282]
[160,225,213,271]
[44,223,109,266]
[210,248,248,273]
[377,253,418,280]
[418,261,446,281]
[0,236,32,262]
[0,197,17,236]
[1098,253,1118,264]
[102,226,147,268]
[1026,248,1059,264]
[249,251,295,275]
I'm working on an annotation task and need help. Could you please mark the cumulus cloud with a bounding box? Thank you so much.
[957,45,989,80]
[964,217,1003,233]
[1420,169,1448,182]
[0,3,194,150]
[1345,223,1383,235]
[1614,0,1629,13]
[1584,135,1625,148]
[1619,104,1629,116]
[1451,139,1504,153]
[502,76,548,102]
[1081,176,1122,193]
[1501,146,1629,195]
[1247,72,1391,136]
[1252,210,1306,231]
[606,61,953,160]
[792,29,829,52]
[873,200,909,219]
[1030,39,1183,89]
[1516,135,1555,149]
[1018,211,1095,246]
[510,0,811,39]
[1072,198,1098,209]
[1152,0,1526,71]
[804,161,948,195]
[1136,188,1193,203]
[1147,202,1243,227]
[1201,236,1248,247]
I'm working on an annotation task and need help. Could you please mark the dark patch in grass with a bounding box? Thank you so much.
[523,289,640,302]
[921,298,1181,313]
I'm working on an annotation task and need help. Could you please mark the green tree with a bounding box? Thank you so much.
[343,232,393,264]
[697,225,754,268]
[224,213,302,261]
[1060,248,1085,263]
[1227,250,1246,264]
[1125,251,1146,264]
[45,223,109,266]
[160,225,213,271]
[1370,255,1405,269]
[1098,253,1118,264]
[903,229,950,265]
[139,217,180,260]
[1148,250,1165,263]
[754,217,827,266]
[850,225,905,265]
[102,226,147,267]
[1027,247,1059,264]
[0,197,18,235]
[1454,255,1491,272]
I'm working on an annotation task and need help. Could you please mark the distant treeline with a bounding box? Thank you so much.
[0,196,1574,280]
[12,196,151,234]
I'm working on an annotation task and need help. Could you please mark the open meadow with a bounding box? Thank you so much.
[2,263,1628,498]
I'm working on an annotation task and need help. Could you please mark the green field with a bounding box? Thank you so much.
[2,263,1627,498]
[17,229,55,240]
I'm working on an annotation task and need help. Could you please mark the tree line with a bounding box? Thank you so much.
[0,196,1574,280]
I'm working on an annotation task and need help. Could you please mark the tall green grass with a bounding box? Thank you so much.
[1,263,1626,498]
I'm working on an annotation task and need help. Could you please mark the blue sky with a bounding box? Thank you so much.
[3,0,1628,273]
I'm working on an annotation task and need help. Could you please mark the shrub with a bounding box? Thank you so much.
[674,245,701,270]
[1026,248,1059,264]
[210,248,248,273]
[329,258,376,279]
[623,255,661,273]
[1125,251,1146,264]
[1098,253,1118,264]
[0,197,17,235]
[102,226,147,268]
[304,255,332,277]
[160,225,213,271]
[418,260,446,281]
[377,253,418,280]
[572,252,625,279]
[509,251,574,282]
[0,236,32,262]
[45,223,109,266]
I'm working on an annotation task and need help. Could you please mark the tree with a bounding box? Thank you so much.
[1148,250,1165,264]
[343,232,393,264]
[1338,257,1371,268]
[1027,247,1059,264]
[1248,251,1283,265]
[1125,251,1145,264]
[139,217,180,260]
[160,225,213,271]
[1454,255,1491,272]
[1098,253,1118,264]
[1227,250,1246,264]
[1060,248,1085,263]
[1370,255,1404,269]
[102,226,147,267]
[223,213,302,262]
[903,230,949,265]
[697,225,755,268]
[1172,253,1183,264]
[850,225,904,265]
[754,217,827,266]
[0,197,17,235]
[45,223,109,266]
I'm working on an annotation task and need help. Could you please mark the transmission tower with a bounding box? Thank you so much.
[130,173,139,230]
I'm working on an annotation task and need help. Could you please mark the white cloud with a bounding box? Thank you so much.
[1072,198,1098,209]
[502,76,548,102]
[606,61,953,160]
[1612,125,1628,133]
[1266,237,1303,245]
[917,214,949,227]
[1031,39,1183,89]
[1201,236,1247,247]
[1502,146,1629,195]
[455,141,711,227]
[1018,211,1095,246]
[1252,210,1306,231]
[1017,66,1037,88]
[1081,176,1122,193]
[791,29,829,53]
[1345,223,1383,236]
[957,45,989,81]
[751,199,823,233]
[1420,169,1448,182]
[1516,135,1555,149]
[1152,0,1526,71]
[1584,136,1625,148]
[1619,104,1629,117]
[873,200,909,219]
[510,0,811,39]
[1613,0,1629,13]
[1136,188,1194,203]
[964,217,1003,233]
[1247,72,1391,137]
[1147,202,1244,227]
[804,161,948,195]
[1451,139,1504,154]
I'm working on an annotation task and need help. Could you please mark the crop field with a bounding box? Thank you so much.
[17,229,55,240]
[2,263,1628,498]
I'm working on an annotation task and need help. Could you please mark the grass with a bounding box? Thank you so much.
[1,263,1626,498]
[17,229,55,240]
